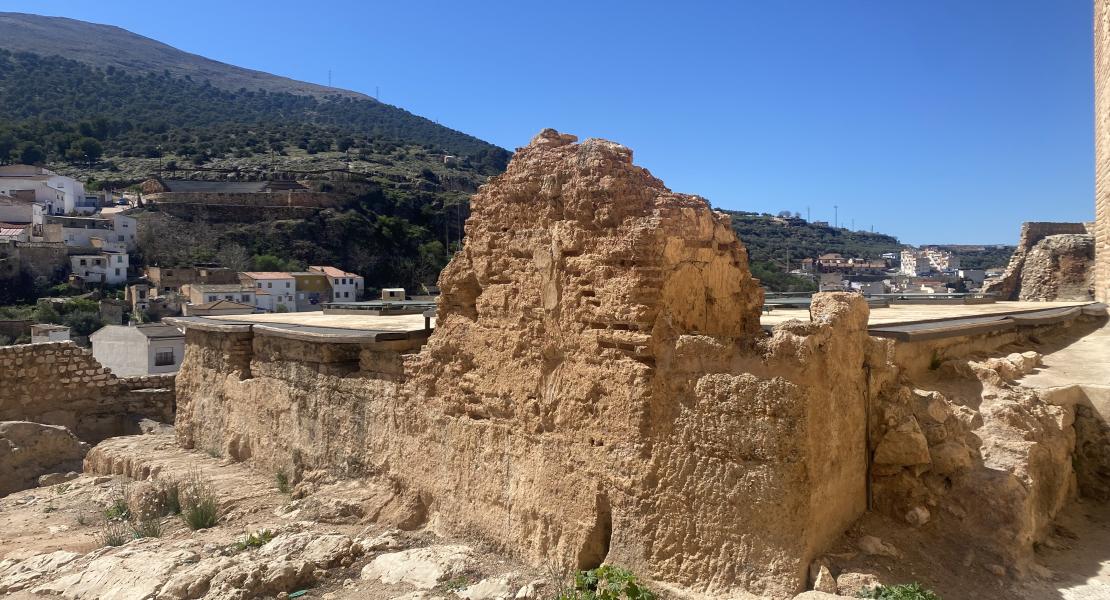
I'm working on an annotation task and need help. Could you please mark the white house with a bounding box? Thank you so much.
[70,250,128,285]
[0,165,98,216]
[309,265,364,301]
[43,214,137,252]
[30,324,70,344]
[91,324,185,376]
[239,272,296,312]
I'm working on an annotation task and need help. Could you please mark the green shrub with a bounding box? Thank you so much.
[234,528,274,551]
[104,497,131,521]
[275,471,290,495]
[858,583,941,600]
[162,479,181,515]
[180,472,220,530]
[556,565,656,600]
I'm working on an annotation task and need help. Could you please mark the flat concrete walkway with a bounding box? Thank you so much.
[761,300,1090,328]
[1021,324,1110,389]
[207,311,433,332]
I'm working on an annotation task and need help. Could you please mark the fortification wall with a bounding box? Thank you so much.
[175,131,876,598]
[171,130,1099,597]
[145,191,337,208]
[0,341,175,442]
[982,222,1092,300]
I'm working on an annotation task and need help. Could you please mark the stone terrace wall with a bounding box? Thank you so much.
[145,191,337,208]
[0,341,175,442]
[1097,0,1110,303]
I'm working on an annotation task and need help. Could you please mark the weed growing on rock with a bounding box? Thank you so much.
[206,447,223,459]
[443,576,470,592]
[276,470,290,494]
[99,520,131,547]
[132,517,164,538]
[234,529,275,551]
[53,483,70,495]
[555,565,657,600]
[180,471,219,530]
[75,512,89,526]
[162,479,182,515]
[858,583,941,600]
[104,497,131,521]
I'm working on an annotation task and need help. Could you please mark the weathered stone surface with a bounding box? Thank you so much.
[173,130,877,598]
[983,223,1093,301]
[0,341,174,444]
[459,574,516,600]
[812,565,837,594]
[873,418,931,467]
[0,421,88,497]
[360,545,475,589]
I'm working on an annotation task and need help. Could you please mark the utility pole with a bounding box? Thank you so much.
[834,205,838,229]
[806,206,810,222]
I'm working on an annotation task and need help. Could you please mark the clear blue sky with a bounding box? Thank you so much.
[0,0,1096,245]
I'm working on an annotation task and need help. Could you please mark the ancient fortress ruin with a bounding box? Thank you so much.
[162,129,1110,598]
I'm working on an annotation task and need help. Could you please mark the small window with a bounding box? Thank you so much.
[118,235,124,241]
[115,268,120,276]
[79,259,86,266]
[117,256,123,263]
[267,282,272,288]
[154,347,175,366]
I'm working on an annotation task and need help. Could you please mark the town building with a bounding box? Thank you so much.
[29,324,69,344]
[900,249,932,276]
[41,214,137,252]
[183,299,256,317]
[957,269,986,285]
[69,250,128,285]
[309,266,364,302]
[181,283,257,306]
[140,178,308,195]
[90,323,185,376]
[239,272,296,312]
[291,272,330,311]
[0,165,99,217]
[0,224,29,242]
[145,265,238,295]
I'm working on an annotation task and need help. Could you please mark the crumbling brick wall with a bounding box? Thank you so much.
[0,341,175,442]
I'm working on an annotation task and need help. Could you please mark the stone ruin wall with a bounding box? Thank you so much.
[144,191,337,208]
[172,130,1107,598]
[175,131,877,598]
[0,340,175,443]
[982,221,1093,301]
[1098,0,1110,303]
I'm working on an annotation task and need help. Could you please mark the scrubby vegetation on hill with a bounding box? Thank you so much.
[133,180,464,291]
[0,49,509,172]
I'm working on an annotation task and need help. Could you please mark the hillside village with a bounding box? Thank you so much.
[0,6,1108,600]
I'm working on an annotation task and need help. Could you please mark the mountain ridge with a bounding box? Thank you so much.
[0,12,367,99]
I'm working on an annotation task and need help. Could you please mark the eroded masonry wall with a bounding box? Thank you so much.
[1097,0,1110,302]
[175,130,875,598]
[0,341,175,442]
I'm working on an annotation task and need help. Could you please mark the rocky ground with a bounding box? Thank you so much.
[0,433,549,600]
